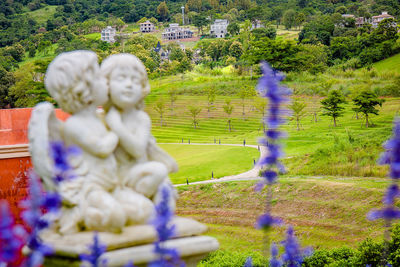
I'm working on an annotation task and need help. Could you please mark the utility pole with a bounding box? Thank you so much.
[181,6,185,25]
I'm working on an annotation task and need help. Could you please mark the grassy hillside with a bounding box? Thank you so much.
[373,53,400,73]
[177,178,388,262]
[26,5,58,26]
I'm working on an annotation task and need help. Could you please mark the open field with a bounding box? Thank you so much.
[26,5,58,26]
[373,52,400,73]
[177,178,388,262]
[159,144,260,184]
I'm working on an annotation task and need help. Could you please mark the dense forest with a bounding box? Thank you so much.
[0,0,399,108]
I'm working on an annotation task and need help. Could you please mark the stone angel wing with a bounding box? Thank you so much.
[28,102,64,191]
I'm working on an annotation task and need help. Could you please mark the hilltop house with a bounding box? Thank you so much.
[210,19,229,38]
[140,21,155,33]
[372,12,395,28]
[162,24,193,40]
[101,26,116,43]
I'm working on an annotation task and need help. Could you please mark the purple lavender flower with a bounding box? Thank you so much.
[255,62,291,231]
[21,172,61,267]
[0,201,25,264]
[80,232,107,267]
[256,213,283,230]
[50,141,80,183]
[256,62,291,189]
[243,256,252,267]
[281,226,313,267]
[379,119,400,179]
[367,206,400,221]
[269,243,283,267]
[149,185,184,267]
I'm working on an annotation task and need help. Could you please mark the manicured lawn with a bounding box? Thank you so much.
[159,144,260,184]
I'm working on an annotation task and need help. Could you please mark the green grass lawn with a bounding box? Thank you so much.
[177,177,388,262]
[373,53,400,73]
[159,144,259,184]
[84,33,101,40]
[26,5,58,26]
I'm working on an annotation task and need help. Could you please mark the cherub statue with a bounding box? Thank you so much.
[28,51,174,234]
[101,54,178,200]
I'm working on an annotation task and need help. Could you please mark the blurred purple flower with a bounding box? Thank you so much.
[281,226,313,267]
[384,184,400,205]
[269,243,283,267]
[0,201,25,264]
[80,232,108,267]
[378,119,400,179]
[21,172,61,267]
[243,256,252,267]
[256,213,283,230]
[257,62,291,190]
[368,206,400,221]
[50,141,80,183]
[149,185,184,267]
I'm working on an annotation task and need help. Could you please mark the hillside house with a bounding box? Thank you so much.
[101,26,116,43]
[154,41,170,61]
[251,20,264,30]
[162,24,193,40]
[210,19,229,38]
[372,12,395,28]
[140,21,155,33]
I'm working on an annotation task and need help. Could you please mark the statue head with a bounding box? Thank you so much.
[101,53,150,110]
[45,50,107,114]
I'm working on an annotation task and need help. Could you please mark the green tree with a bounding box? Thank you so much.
[188,106,202,129]
[154,99,166,126]
[206,86,216,118]
[0,66,15,108]
[157,2,169,21]
[223,99,234,132]
[253,97,267,131]
[227,22,240,36]
[282,9,296,30]
[289,99,307,131]
[229,41,243,59]
[352,91,385,127]
[321,90,347,127]
[192,14,208,35]
[237,85,255,119]
[168,89,178,115]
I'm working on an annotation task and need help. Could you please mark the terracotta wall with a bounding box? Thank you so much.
[0,108,69,221]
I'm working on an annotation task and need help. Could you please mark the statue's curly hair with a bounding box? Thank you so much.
[45,51,98,114]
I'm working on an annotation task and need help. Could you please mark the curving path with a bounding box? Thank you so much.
[158,143,267,187]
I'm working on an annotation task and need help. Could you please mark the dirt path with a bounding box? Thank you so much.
[159,143,267,187]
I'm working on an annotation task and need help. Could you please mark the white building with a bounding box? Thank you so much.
[140,21,155,33]
[210,19,229,38]
[372,12,395,28]
[251,20,265,30]
[162,24,193,40]
[101,26,116,43]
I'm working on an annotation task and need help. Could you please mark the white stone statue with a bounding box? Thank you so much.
[28,51,178,234]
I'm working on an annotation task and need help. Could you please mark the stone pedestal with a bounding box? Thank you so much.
[42,217,219,266]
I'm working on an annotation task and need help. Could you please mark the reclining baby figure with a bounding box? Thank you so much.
[44,51,177,234]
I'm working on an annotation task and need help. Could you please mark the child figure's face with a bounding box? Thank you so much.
[109,66,143,109]
[88,64,108,107]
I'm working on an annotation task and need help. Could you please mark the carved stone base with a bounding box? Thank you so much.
[42,217,219,266]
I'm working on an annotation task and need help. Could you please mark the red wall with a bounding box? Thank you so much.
[0,108,69,221]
